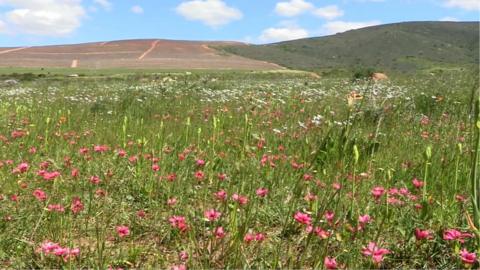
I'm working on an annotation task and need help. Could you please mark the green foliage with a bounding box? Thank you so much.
[221,22,479,72]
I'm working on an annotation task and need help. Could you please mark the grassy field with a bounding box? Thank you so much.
[0,70,478,269]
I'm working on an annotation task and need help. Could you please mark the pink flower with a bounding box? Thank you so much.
[70,197,84,214]
[304,192,317,202]
[399,187,409,195]
[71,168,79,178]
[214,227,226,239]
[414,228,433,241]
[194,170,205,180]
[179,251,189,261]
[94,145,109,153]
[214,190,227,201]
[443,229,461,240]
[42,171,60,181]
[314,227,330,239]
[33,189,47,201]
[47,204,65,212]
[324,211,335,223]
[204,209,221,221]
[136,210,146,218]
[196,159,205,166]
[53,247,68,256]
[39,161,50,169]
[460,249,477,265]
[255,233,266,242]
[324,257,338,269]
[412,178,424,189]
[217,173,227,181]
[362,242,390,264]
[152,164,160,171]
[256,188,269,198]
[170,264,186,270]
[117,149,127,157]
[116,226,130,238]
[332,182,342,190]
[12,162,29,174]
[167,197,177,207]
[90,175,101,184]
[41,241,61,254]
[371,186,385,200]
[167,173,177,182]
[443,229,473,243]
[129,155,138,164]
[388,188,399,195]
[358,214,372,225]
[303,173,314,181]
[79,147,89,155]
[294,211,312,225]
[243,233,255,244]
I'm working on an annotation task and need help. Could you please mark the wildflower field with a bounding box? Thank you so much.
[0,70,478,269]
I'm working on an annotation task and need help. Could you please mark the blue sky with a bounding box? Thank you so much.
[0,0,478,46]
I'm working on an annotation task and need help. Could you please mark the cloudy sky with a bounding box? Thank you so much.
[0,0,478,46]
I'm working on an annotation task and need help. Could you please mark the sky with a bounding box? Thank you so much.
[0,0,478,46]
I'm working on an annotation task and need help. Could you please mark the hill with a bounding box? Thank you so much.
[0,39,282,70]
[221,21,479,72]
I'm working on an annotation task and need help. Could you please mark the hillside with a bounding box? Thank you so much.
[221,21,479,72]
[0,39,281,70]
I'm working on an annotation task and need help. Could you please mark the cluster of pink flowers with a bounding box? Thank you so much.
[93,145,109,153]
[39,241,80,262]
[386,186,417,206]
[232,193,248,205]
[244,232,266,244]
[47,204,65,212]
[169,216,188,232]
[37,170,61,181]
[70,197,84,214]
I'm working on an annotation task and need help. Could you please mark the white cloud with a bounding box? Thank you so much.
[0,20,6,32]
[313,5,344,20]
[275,0,314,17]
[259,25,309,42]
[131,5,143,14]
[0,0,86,36]
[176,0,242,28]
[321,20,381,35]
[93,0,111,11]
[443,0,480,11]
[440,16,459,21]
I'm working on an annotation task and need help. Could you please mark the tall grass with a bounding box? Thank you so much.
[0,71,477,268]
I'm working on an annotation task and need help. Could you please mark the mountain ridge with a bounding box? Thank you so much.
[221,21,479,72]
